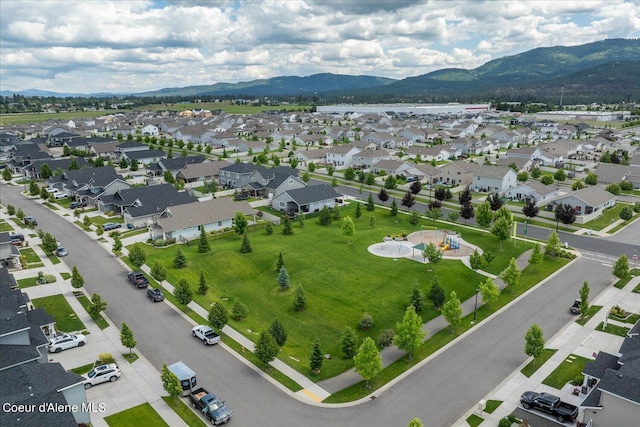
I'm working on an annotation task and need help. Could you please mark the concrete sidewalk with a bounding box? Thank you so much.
[453,275,640,427]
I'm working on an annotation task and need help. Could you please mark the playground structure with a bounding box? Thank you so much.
[440,232,460,251]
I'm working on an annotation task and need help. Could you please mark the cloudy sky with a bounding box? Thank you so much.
[1,0,639,94]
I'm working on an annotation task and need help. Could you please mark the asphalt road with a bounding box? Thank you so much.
[1,183,635,427]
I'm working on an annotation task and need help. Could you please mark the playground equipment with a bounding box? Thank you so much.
[440,233,460,251]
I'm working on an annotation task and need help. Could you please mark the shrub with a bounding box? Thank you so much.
[358,312,374,330]
[96,353,116,367]
[377,329,395,347]
[154,239,166,247]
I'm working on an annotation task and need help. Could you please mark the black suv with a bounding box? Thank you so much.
[24,216,37,226]
[127,271,149,288]
[147,288,165,302]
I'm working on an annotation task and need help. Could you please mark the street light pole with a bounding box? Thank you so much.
[472,288,479,324]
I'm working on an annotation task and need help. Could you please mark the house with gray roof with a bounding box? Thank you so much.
[371,159,413,176]
[325,144,362,168]
[580,320,640,426]
[121,148,167,166]
[176,160,228,184]
[352,150,391,170]
[51,166,129,207]
[242,170,305,198]
[504,181,565,206]
[546,186,616,216]
[23,157,90,180]
[472,165,518,194]
[271,183,342,215]
[151,198,255,241]
[437,160,481,186]
[593,163,635,186]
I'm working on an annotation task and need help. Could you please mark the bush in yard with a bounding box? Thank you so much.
[619,206,633,221]
[128,243,146,268]
[341,326,358,358]
[377,329,395,347]
[232,299,248,320]
[358,312,374,330]
[96,353,116,367]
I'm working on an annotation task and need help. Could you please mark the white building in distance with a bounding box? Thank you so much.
[316,103,491,115]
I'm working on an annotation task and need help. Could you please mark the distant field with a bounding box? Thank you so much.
[0,101,311,125]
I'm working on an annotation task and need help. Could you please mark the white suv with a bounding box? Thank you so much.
[48,333,87,353]
[83,364,121,389]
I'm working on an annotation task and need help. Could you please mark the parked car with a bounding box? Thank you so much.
[102,222,121,231]
[82,363,121,389]
[192,325,221,345]
[53,192,67,200]
[147,288,165,302]
[24,216,37,226]
[55,246,68,257]
[48,333,87,353]
[570,299,581,314]
[10,233,24,246]
[45,187,58,193]
[520,391,579,423]
[127,271,149,288]
[69,201,87,209]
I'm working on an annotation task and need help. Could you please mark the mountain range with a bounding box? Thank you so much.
[2,38,639,103]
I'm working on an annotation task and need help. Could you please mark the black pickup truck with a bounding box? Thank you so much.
[189,387,232,425]
[127,271,149,288]
[520,391,578,423]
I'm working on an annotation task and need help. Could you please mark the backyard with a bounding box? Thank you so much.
[133,202,543,380]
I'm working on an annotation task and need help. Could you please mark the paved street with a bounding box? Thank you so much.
[2,181,638,427]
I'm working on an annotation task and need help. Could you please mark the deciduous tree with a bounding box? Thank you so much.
[128,243,146,267]
[442,291,463,333]
[120,322,136,354]
[475,202,493,228]
[161,363,182,399]
[342,216,355,244]
[524,324,545,365]
[233,212,248,235]
[501,257,521,293]
[579,281,590,315]
[208,303,229,331]
[492,216,512,250]
[522,200,539,218]
[528,243,543,273]
[174,279,193,306]
[613,254,630,280]
[70,266,84,290]
[255,330,279,367]
[478,277,500,308]
[422,242,442,266]
[353,337,382,389]
[88,293,107,318]
[394,305,426,360]
[151,261,167,281]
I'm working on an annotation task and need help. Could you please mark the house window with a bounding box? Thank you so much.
[218,221,222,227]
[279,201,285,208]
[288,179,293,184]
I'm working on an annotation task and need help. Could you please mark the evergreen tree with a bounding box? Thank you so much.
[353,337,382,389]
[198,270,208,295]
[390,198,398,216]
[2,167,12,181]
[282,214,293,235]
[366,193,375,211]
[318,206,332,225]
[276,252,285,271]
[240,232,252,253]
[174,279,193,305]
[293,285,306,311]
[232,299,248,320]
[277,266,290,290]
[70,266,84,290]
[341,326,357,359]
[161,363,183,399]
[265,223,274,235]
[310,338,323,374]
[198,227,211,253]
[355,201,362,218]
[410,285,424,312]
[174,248,187,268]
[120,322,136,354]
[208,302,229,331]
[378,188,389,203]
[268,319,287,346]
[394,305,426,360]
[429,275,445,309]
[442,291,463,333]
[254,330,279,367]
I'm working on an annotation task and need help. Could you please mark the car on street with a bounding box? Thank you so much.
[147,288,165,302]
[102,222,121,231]
[24,216,37,226]
[570,299,581,314]
[192,325,221,345]
[128,271,149,288]
[48,333,87,353]
[82,363,121,389]
[55,246,68,257]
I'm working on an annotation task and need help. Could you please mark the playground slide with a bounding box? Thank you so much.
[442,244,449,251]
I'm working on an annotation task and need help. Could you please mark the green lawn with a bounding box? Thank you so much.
[162,397,206,427]
[466,414,484,427]
[104,403,169,427]
[31,294,86,333]
[484,400,502,414]
[613,268,639,289]
[582,204,629,231]
[17,276,42,288]
[0,220,14,231]
[20,247,44,268]
[596,321,630,337]
[575,306,603,326]
[71,363,94,375]
[521,349,557,378]
[542,354,591,389]
[134,203,539,380]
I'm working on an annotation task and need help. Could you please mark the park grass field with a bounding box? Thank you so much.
[136,203,536,380]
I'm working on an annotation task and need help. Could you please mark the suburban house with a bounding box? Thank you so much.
[0,233,21,267]
[271,183,342,215]
[176,160,228,184]
[219,163,298,189]
[371,159,413,176]
[406,163,439,184]
[50,166,130,207]
[546,186,616,217]
[505,146,546,165]
[150,156,208,178]
[120,148,167,166]
[242,170,306,199]
[23,157,90,180]
[293,148,328,165]
[504,181,565,206]
[579,320,640,426]
[593,163,636,187]
[0,268,90,426]
[115,184,197,229]
[472,165,519,193]
[325,144,362,167]
[437,160,481,186]
[495,156,533,172]
[150,198,255,242]
[0,132,22,152]
[351,150,391,170]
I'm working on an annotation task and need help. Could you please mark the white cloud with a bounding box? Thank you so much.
[0,0,638,93]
